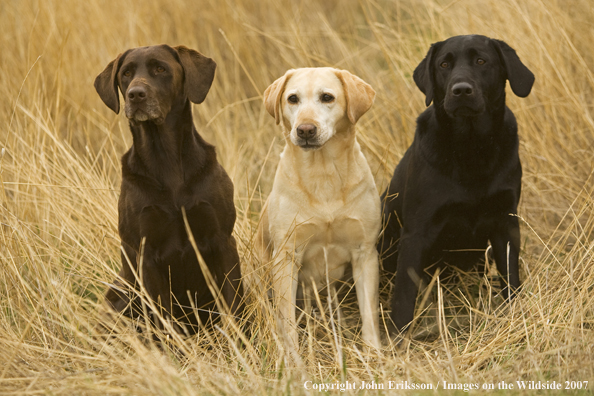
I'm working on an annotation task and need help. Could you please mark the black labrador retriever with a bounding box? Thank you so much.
[379,35,534,332]
[94,44,243,334]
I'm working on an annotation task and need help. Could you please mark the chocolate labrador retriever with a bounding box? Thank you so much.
[94,44,243,334]
[379,35,534,332]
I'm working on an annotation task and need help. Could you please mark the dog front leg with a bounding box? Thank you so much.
[140,259,172,325]
[272,249,300,353]
[490,215,521,300]
[352,248,381,350]
[390,234,429,333]
[104,243,138,317]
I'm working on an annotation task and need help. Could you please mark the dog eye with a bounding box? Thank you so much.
[440,62,449,69]
[123,70,131,77]
[287,94,299,104]
[321,93,335,103]
[156,66,166,73]
[476,58,486,65]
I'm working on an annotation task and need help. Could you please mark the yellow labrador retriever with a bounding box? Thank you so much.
[256,67,381,351]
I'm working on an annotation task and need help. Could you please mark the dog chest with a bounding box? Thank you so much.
[429,188,518,249]
[296,216,367,283]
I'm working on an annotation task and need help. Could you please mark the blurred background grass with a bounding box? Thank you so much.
[1,0,593,394]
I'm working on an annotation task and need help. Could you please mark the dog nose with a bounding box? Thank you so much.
[452,82,473,97]
[127,86,147,102]
[297,124,317,140]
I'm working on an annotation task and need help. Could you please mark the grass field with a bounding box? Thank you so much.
[1,0,593,394]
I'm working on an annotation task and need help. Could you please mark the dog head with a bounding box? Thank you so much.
[413,35,534,117]
[263,68,375,150]
[94,45,216,124]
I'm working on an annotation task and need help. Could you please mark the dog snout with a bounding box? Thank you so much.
[127,86,147,103]
[296,124,317,140]
[452,82,474,97]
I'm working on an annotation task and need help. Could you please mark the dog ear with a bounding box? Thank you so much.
[492,40,535,98]
[413,42,441,107]
[334,70,376,124]
[174,46,217,104]
[94,51,129,114]
[263,70,294,125]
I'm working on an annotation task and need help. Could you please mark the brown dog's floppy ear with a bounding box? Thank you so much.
[413,42,442,107]
[263,70,294,125]
[174,45,217,104]
[492,39,535,98]
[334,69,376,124]
[94,51,128,114]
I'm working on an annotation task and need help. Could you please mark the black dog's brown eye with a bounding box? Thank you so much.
[440,62,449,68]
[288,94,299,104]
[321,93,334,103]
[477,58,486,65]
[123,70,131,77]
[156,66,165,73]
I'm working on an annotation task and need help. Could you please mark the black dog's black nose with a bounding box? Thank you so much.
[297,124,317,140]
[452,82,473,97]
[127,86,147,102]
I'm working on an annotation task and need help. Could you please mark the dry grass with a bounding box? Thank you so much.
[1,0,593,394]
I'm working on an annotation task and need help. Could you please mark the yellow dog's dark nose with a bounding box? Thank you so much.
[296,124,317,140]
